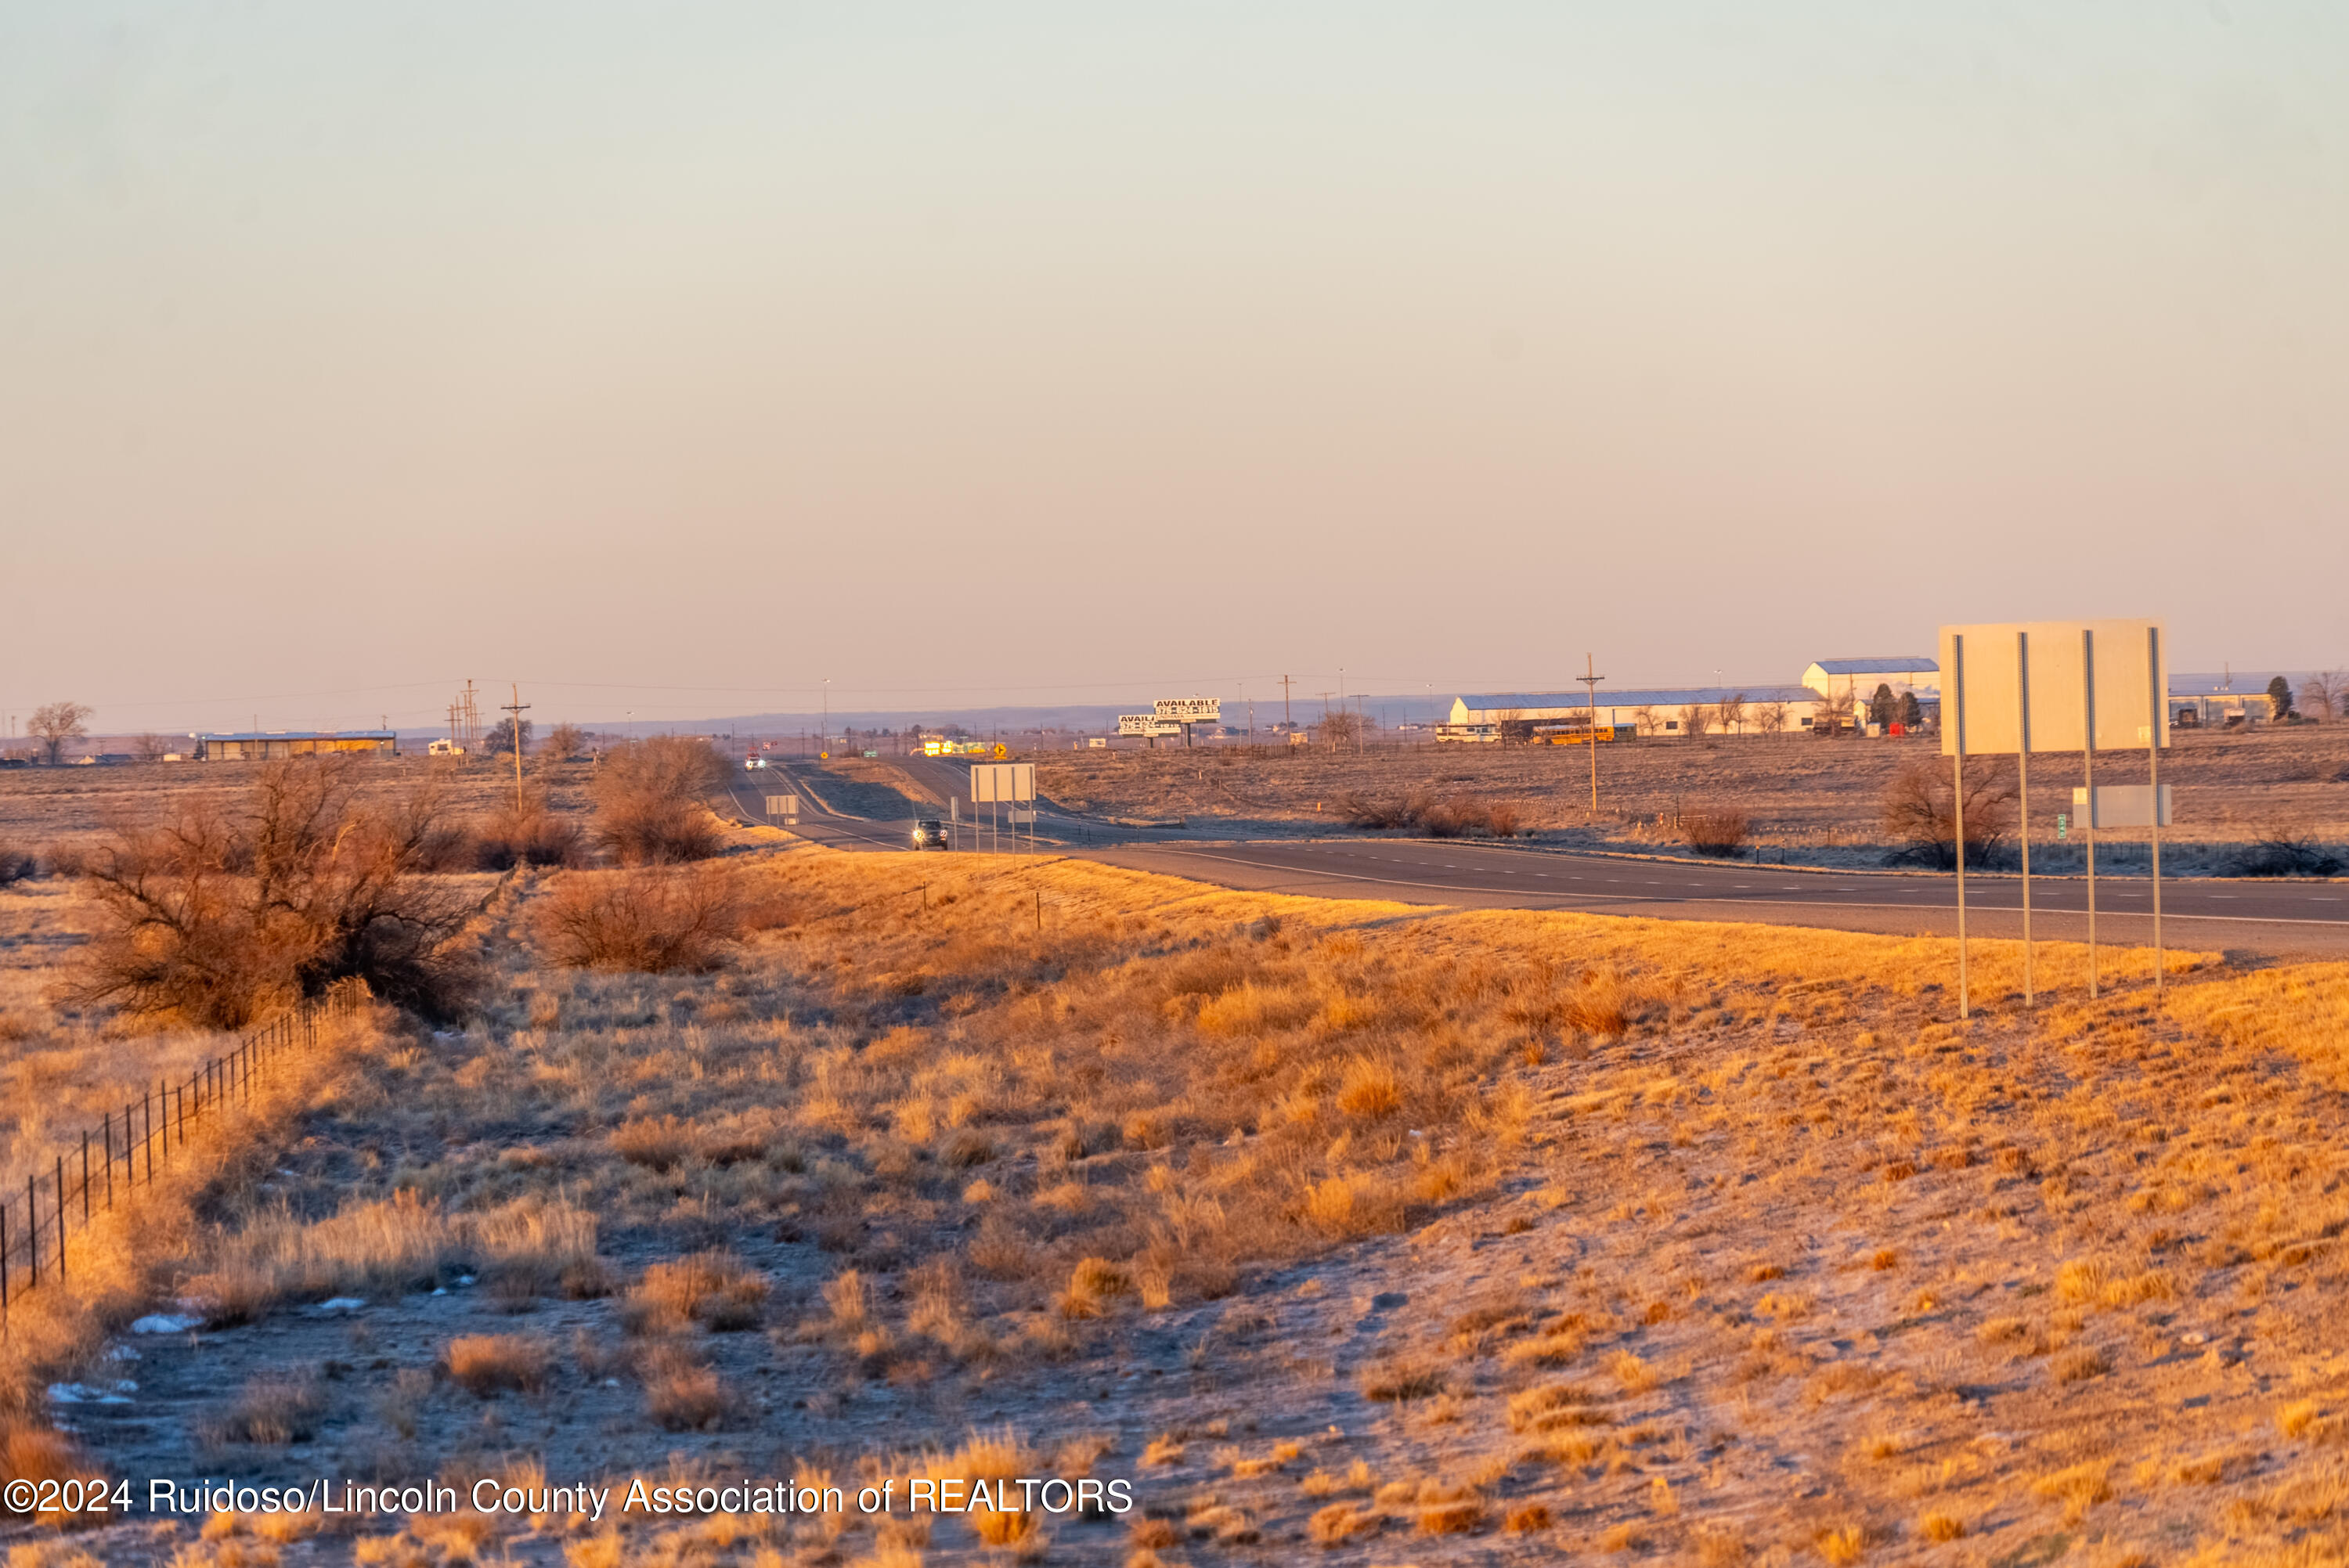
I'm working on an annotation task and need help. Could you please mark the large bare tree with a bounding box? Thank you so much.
[28,700,92,764]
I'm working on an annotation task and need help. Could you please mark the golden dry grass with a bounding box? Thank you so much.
[16,830,2349,1562]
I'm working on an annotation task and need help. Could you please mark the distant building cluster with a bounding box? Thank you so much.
[1440,656,1940,742]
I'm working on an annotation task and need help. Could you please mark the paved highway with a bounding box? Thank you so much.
[1081,839,2349,960]
[717,762,2349,960]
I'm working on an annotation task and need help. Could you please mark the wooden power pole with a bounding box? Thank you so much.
[1576,654,1605,820]
[500,684,531,813]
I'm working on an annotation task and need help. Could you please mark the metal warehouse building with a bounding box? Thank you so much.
[1443,686,1824,741]
[1801,656,1940,703]
[193,731,399,761]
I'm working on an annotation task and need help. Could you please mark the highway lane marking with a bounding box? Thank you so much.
[1086,848,2349,928]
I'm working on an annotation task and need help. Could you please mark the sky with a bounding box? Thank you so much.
[3,2,2345,733]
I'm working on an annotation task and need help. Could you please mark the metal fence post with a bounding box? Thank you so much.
[54,1157,66,1281]
[26,1176,38,1286]
[103,1112,114,1209]
[81,1133,90,1221]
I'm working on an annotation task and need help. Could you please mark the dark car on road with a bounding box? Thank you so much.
[911,819,948,850]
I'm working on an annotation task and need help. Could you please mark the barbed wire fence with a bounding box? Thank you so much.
[0,977,370,1335]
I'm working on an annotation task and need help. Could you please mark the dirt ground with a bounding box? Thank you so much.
[0,758,595,865]
[1036,726,2349,874]
[8,801,2349,1566]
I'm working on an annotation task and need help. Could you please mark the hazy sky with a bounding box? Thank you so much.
[5,2,2344,731]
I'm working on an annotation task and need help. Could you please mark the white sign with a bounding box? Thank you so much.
[1153,697,1221,723]
[971,762,1035,803]
[764,795,801,817]
[2071,784,2173,828]
[1939,621,2167,755]
[1117,715,1183,737]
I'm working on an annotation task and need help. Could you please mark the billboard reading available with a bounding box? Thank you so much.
[1152,697,1221,723]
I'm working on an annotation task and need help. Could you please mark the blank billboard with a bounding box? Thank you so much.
[1939,621,2167,756]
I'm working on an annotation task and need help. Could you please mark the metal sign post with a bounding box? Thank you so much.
[2149,625,2163,994]
[1941,619,2167,1013]
[971,763,1037,853]
[2015,631,2033,1007]
[1952,634,1968,1019]
[2080,629,2097,999]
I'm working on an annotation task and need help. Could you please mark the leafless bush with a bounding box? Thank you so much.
[538,865,745,971]
[1882,759,2016,868]
[1678,704,1712,737]
[2227,833,2346,878]
[67,758,482,1026]
[1321,709,1365,748]
[1714,693,1747,734]
[1338,791,1416,829]
[1753,701,1788,735]
[0,844,36,885]
[474,794,588,871]
[591,737,727,864]
[1682,809,1751,858]
[544,723,586,760]
[133,733,171,762]
[1342,792,1517,838]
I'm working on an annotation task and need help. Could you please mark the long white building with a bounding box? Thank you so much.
[1445,685,1825,740]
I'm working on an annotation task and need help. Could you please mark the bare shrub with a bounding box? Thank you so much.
[1338,792,1413,830]
[474,792,587,871]
[1340,792,1515,838]
[1753,700,1788,736]
[2227,832,2346,878]
[67,758,480,1026]
[1682,809,1751,859]
[206,1372,326,1445]
[539,865,744,971]
[0,844,37,885]
[544,723,587,759]
[1882,759,2016,868]
[630,1250,769,1332]
[1678,704,1712,738]
[590,737,727,864]
[445,1333,553,1396]
[642,1345,731,1429]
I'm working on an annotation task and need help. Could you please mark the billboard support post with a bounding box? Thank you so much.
[2149,625,2163,995]
[2016,630,2033,1007]
[1942,618,2167,1015]
[1952,634,1968,1021]
[2081,628,2098,1000]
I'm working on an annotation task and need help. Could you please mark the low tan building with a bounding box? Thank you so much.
[193,730,399,761]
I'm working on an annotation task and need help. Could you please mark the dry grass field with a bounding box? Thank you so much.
[7,791,2349,1564]
[1037,725,2349,872]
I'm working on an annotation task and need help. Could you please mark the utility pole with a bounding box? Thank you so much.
[1576,654,1605,820]
[823,679,830,754]
[1279,674,1294,729]
[500,685,531,813]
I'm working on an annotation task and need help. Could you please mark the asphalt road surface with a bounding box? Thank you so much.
[717,766,2349,961]
[1081,839,2349,961]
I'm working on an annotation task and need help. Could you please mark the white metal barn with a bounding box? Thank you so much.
[1801,657,1940,705]
[1443,686,1824,740]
